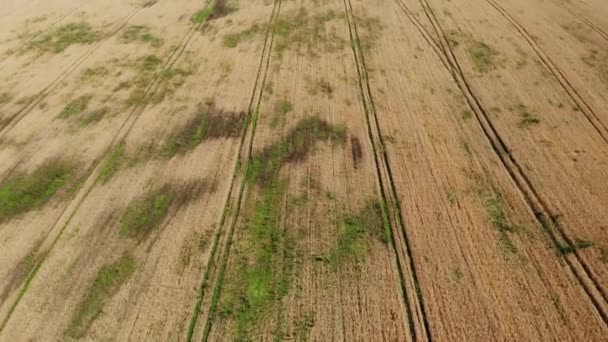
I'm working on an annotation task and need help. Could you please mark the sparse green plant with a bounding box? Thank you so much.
[120,186,174,241]
[28,22,98,53]
[0,92,11,105]
[277,99,293,115]
[67,254,137,338]
[469,41,501,73]
[59,95,92,119]
[161,106,244,157]
[451,267,464,283]
[462,109,473,120]
[514,104,540,128]
[191,6,214,24]
[80,66,109,81]
[79,107,109,126]
[98,143,126,183]
[557,239,593,255]
[223,23,262,48]
[248,117,346,185]
[328,200,388,265]
[480,190,517,253]
[120,25,163,47]
[0,160,73,222]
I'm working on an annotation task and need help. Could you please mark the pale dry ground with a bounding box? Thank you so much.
[348,0,608,339]
[203,0,409,340]
[0,0,204,327]
[419,0,608,300]
[0,0,85,58]
[0,0,607,341]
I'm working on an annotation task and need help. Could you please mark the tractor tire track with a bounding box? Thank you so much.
[410,0,608,325]
[0,4,143,138]
[343,0,432,341]
[550,0,608,42]
[0,0,215,331]
[485,0,608,144]
[0,2,86,66]
[184,0,283,340]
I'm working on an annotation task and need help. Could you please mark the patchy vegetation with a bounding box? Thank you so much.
[119,185,174,242]
[218,117,347,338]
[0,92,11,105]
[27,22,98,53]
[329,200,389,265]
[120,25,163,47]
[58,95,92,119]
[248,117,346,185]
[273,9,346,58]
[120,181,208,242]
[223,24,263,48]
[98,143,126,183]
[67,254,137,338]
[307,78,333,97]
[582,50,608,85]
[0,160,74,222]
[80,66,109,82]
[469,41,501,73]
[123,55,163,106]
[161,105,244,157]
[480,190,517,254]
[557,239,593,255]
[79,106,110,126]
[514,104,540,128]
[120,54,195,106]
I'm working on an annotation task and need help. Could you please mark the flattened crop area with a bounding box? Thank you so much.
[0,0,607,340]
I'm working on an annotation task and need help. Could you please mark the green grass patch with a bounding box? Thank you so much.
[59,95,92,119]
[120,185,173,242]
[28,22,98,53]
[218,179,295,339]
[120,25,163,47]
[329,200,387,265]
[67,254,137,338]
[191,7,214,24]
[0,160,73,222]
[469,41,501,73]
[480,190,517,254]
[98,143,126,183]
[514,104,540,128]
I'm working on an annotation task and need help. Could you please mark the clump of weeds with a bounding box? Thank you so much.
[0,159,75,222]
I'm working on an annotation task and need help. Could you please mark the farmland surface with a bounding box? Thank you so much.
[0,0,607,340]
